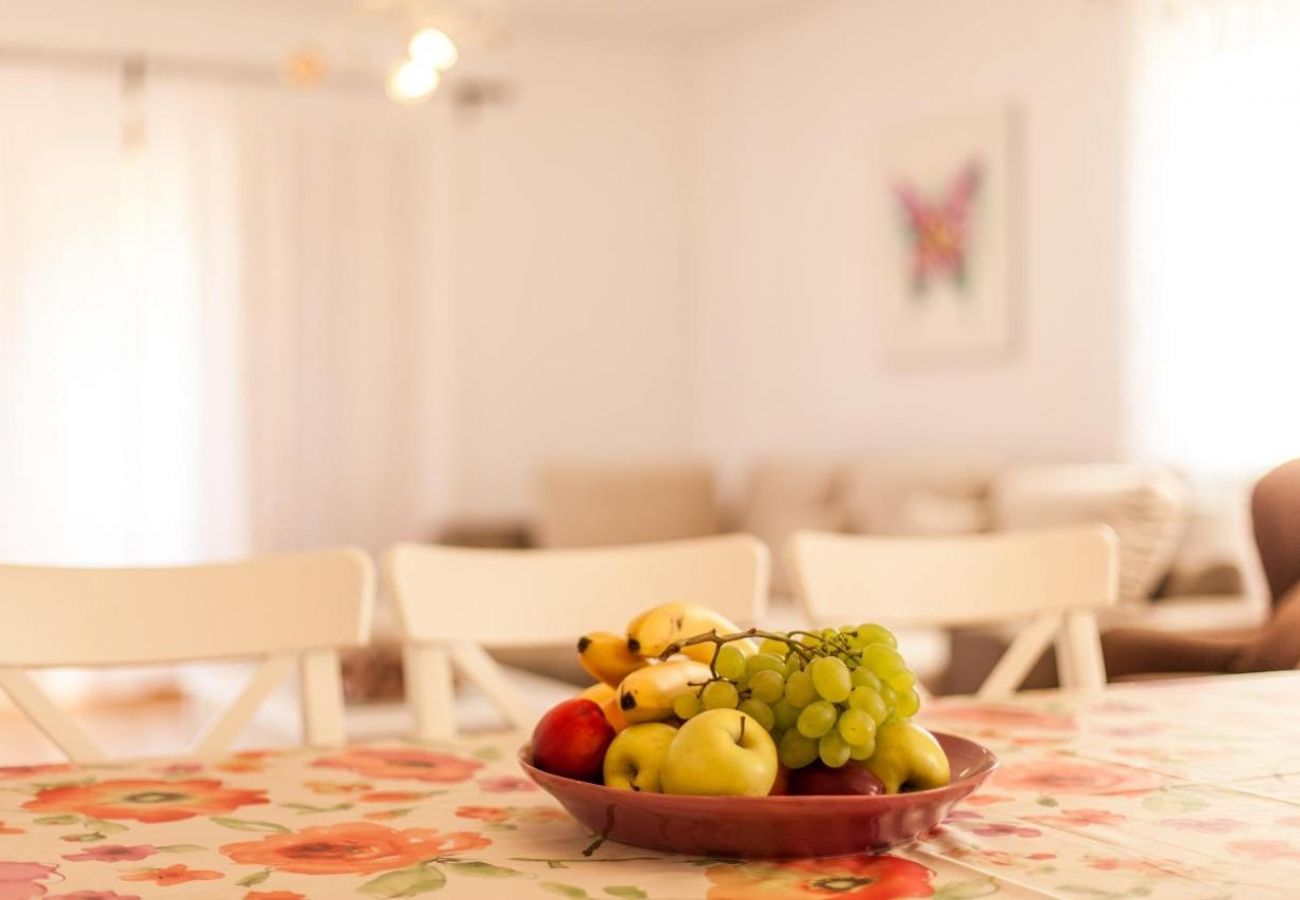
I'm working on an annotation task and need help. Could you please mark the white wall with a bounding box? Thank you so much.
[684,0,1132,482]
[442,28,695,518]
[0,0,1137,522]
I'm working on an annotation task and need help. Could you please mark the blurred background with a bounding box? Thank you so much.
[2,0,1298,755]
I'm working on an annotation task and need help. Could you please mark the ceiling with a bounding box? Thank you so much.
[504,0,802,39]
[0,0,806,70]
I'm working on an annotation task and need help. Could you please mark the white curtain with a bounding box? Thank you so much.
[0,65,444,568]
[1129,0,1300,474]
[0,65,137,564]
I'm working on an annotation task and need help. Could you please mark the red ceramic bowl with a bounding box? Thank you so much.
[519,731,996,858]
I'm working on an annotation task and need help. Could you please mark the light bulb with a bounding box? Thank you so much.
[408,27,459,71]
[386,58,440,103]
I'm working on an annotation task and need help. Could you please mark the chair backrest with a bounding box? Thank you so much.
[386,534,769,738]
[786,525,1118,696]
[0,547,373,762]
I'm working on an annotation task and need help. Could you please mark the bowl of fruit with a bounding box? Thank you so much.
[520,603,997,858]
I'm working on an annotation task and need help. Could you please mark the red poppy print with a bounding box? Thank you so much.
[24,778,267,824]
[63,845,158,863]
[994,758,1167,796]
[0,861,58,900]
[120,865,223,886]
[706,854,934,899]
[924,703,1074,731]
[314,747,483,784]
[221,821,490,875]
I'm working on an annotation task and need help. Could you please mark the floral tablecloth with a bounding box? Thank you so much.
[4,672,1300,899]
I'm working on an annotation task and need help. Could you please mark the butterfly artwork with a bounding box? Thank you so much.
[894,160,983,298]
[877,108,1017,363]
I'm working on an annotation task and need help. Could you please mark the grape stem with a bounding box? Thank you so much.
[656,628,815,663]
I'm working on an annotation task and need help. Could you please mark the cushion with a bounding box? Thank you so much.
[991,464,1190,606]
[535,462,720,548]
[839,457,995,535]
[739,460,844,594]
[896,490,989,535]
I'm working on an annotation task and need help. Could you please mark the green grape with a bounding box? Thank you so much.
[784,653,804,676]
[819,731,852,768]
[838,624,857,635]
[863,643,906,677]
[778,730,818,769]
[785,670,815,708]
[745,653,786,679]
[749,669,785,704]
[738,698,775,732]
[849,685,889,724]
[672,692,701,719]
[886,669,917,693]
[820,627,838,641]
[850,667,883,692]
[808,656,852,703]
[759,637,789,656]
[878,683,898,709]
[796,700,837,739]
[772,699,800,730]
[848,737,875,760]
[701,680,739,710]
[837,708,876,746]
[895,687,921,718]
[855,623,898,648]
[714,644,747,681]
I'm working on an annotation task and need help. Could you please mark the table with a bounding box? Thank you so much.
[2,672,1299,899]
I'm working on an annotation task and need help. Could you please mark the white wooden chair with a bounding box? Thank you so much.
[385,534,769,739]
[786,525,1118,697]
[0,547,373,762]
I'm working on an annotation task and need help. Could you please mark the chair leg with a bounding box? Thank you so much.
[0,669,105,763]
[406,643,457,741]
[979,612,1060,698]
[1055,624,1079,690]
[300,649,347,746]
[1063,611,1107,691]
[450,642,533,732]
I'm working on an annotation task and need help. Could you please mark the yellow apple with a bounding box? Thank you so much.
[864,720,951,794]
[660,709,778,796]
[603,722,678,792]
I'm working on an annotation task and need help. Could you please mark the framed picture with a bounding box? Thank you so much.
[877,106,1020,364]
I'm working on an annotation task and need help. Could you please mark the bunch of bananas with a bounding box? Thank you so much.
[576,601,749,730]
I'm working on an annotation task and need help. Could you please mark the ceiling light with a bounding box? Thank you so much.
[408,27,459,71]
[386,58,440,103]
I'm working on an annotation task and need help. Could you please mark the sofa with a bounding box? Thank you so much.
[428,457,1262,695]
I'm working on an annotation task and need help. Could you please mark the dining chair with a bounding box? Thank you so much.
[0,547,373,762]
[786,525,1119,697]
[385,534,769,739]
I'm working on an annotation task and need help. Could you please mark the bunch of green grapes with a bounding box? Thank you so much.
[671,623,922,770]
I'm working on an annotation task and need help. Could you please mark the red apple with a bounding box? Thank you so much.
[531,698,615,781]
[788,761,886,796]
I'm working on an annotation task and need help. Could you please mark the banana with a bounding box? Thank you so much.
[625,602,755,663]
[599,693,630,733]
[577,682,616,704]
[617,658,713,723]
[578,631,650,686]
[576,683,629,732]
